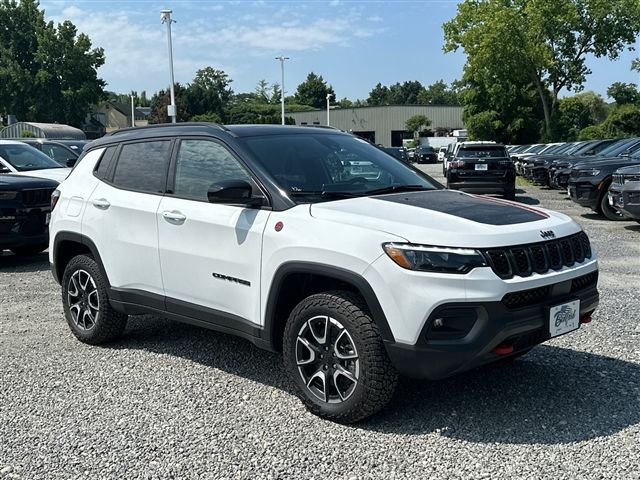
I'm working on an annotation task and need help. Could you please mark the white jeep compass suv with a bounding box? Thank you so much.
[49,124,599,423]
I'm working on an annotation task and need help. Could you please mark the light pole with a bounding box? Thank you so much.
[161,9,177,123]
[275,55,289,125]
[326,93,333,126]
[130,94,135,127]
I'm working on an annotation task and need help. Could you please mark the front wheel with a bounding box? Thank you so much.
[283,291,398,423]
[599,191,627,221]
[61,254,127,344]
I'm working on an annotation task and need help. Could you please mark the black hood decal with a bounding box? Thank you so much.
[374,190,548,225]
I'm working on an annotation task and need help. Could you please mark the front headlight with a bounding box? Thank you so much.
[383,243,487,274]
[578,169,600,177]
[0,191,19,200]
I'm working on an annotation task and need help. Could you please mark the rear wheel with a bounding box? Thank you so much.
[504,187,516,200]
[283,291,398,423]
[10,243,47,256]
[61,254,127,344]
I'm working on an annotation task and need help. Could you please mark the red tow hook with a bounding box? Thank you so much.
[492,343,514,355]
[580,314,592,324]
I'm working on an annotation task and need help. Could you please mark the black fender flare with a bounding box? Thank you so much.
[263,262,395,349]
[52,231,109,287]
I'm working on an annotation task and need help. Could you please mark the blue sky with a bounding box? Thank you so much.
[40,0,639,102]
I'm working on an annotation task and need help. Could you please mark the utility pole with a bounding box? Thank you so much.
[275,55,289,125]
[326,93,333,126]
[161,10,177,123]
[131,95,135,127]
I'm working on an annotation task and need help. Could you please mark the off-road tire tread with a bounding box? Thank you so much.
[283,290,398,423]
[599,189,627,221]
[62,255,127,345]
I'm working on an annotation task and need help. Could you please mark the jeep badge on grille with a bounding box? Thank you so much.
[540,230,556,239]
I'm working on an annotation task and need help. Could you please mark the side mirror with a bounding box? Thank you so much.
[207,179,265,206]
[622,149,631,157]
[66,158,76,167]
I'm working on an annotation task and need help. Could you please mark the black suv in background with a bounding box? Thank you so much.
[608,165,640,223]
[0,174,57,255]
[568,154,640,220]
[19,139,82,167]
[381,147,410,163]
[446,143,516,199]
[414,145,438,164]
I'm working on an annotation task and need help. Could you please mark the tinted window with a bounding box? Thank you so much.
[45,144,77,163]
[457,146,507,158]
[112,141,171,193]
[174,140,251,201]
[95,146,117,180]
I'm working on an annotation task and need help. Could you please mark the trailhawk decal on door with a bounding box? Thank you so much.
[375,190,549,225]
[212,272,251,287]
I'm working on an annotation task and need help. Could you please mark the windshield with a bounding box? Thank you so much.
[524,144,545,154]
[597,138,640,157]
[0,144,64,171]
[457,146,507,158]
[240,133,439,202]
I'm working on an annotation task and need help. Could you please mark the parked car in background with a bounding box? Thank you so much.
[381,147,410,163]
[19,139,81,167]
[0,174,57,255]
[446,142,516,199]
[443,141,496,175]
[437,146,447,162]
[568,153,640,220]
[414,145,438,164]
[608,165,640,223]
[0,140,71,183]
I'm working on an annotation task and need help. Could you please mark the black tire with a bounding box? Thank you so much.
[61,254,127,345]
[599,191,627,221]
[283,291,398,423]
[10,243,48,256]
[504,187,516,201]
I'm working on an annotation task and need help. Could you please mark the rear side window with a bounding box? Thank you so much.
[112,141,171,193]
[94,146,117,180]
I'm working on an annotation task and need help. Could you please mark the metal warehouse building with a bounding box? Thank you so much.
[0,122,86,140]
[287,105,464,147]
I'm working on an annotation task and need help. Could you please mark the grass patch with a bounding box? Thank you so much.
[516,176,534,187]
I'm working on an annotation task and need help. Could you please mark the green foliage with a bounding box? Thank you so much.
[557,92,608,140]
[0,0,106,127]
[601,104,640,137]
[405,115,432,134]
[183,67,233,121]
[106,90,150,107]
[578,124,607,140]
[464,110,503,141]
[148,83,190,123]
[294,72,335,108]
[416,80,461,105]
[190,112,222,123]
[20,130,36,138]
[444,0,640,140]
[607,82,640,105]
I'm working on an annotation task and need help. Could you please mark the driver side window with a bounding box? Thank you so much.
[174,139,252,201]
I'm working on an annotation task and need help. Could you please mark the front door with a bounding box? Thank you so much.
[157,138,270,327]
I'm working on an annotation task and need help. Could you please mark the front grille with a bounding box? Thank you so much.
[482,232,592,279]
[623,174,640,184]
[502,271,598,309]
[21,188,55,206]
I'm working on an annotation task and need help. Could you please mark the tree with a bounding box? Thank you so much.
[367,83,390,105]
[607,82,640,105]
[444,0,640,140]
[602,104,640,137]
[417,80,461,105]
[557,91,608,140]
[0,0,105,127]
[405,115,432,139]
[183,67,233,121]
[295,72,335,108]
[148,83,190,123]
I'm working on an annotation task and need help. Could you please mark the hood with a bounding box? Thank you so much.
[573,157,640,170]
[11,168,70,184]
[0,173,59,189]
[615,164,640,175]
[310,190,578,248]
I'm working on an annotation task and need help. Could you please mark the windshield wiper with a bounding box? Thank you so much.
[289,190,360,198]
[363,184,429,196]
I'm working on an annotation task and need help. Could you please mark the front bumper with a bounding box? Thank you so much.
[608,183,640,220]
[0,206,50,249]
[386,277,599,379]
[568,180,600,209]
[448,171,515,194]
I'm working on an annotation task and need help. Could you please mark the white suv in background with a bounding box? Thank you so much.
[49,124,599,423]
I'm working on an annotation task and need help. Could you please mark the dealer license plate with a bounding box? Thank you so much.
[549,299,580,337]
[475,163,488,171]
[45,212,51,225]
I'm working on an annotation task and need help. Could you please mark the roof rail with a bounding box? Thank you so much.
[105,122,230,137]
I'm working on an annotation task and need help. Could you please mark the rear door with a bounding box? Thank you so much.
[157,138,271,326]
[83,140,172,297]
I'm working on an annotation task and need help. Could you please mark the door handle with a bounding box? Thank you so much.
[162,210,186,225]
[92,198,110,210]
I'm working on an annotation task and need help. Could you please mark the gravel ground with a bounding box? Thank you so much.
[1,163,639,480]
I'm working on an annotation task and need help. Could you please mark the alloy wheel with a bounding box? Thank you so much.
[295,315,360,403]
[67,269,100,331]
